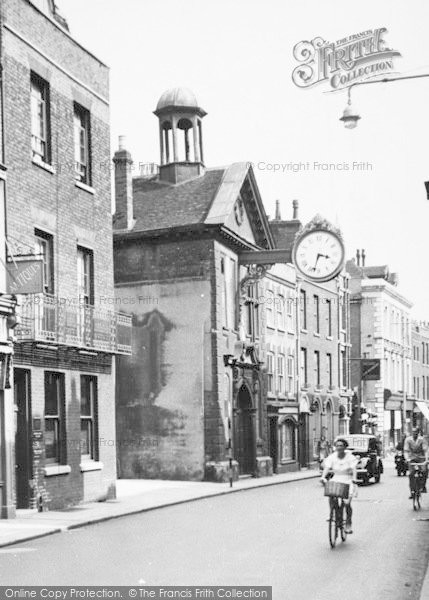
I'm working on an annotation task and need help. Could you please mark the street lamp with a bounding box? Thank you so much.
[339,89,360,129]
[339,73,429,129]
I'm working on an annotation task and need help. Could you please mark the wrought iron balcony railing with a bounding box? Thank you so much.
[15,294,132,355]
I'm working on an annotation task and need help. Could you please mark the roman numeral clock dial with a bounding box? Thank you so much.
[292,222,345,283]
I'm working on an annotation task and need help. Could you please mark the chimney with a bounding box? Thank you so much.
[113,136,134,230]
[275,199,281,220]
[292,199,299,220]
[361,249,366,267]
[356,249,361,266]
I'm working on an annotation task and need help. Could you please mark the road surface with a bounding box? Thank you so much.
[1,461,428,600]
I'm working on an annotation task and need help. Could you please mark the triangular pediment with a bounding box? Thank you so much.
[204,163,274,249]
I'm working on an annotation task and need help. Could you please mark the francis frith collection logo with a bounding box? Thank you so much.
[292,28,401,90]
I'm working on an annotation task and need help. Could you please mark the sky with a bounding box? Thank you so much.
[57,0,429,318]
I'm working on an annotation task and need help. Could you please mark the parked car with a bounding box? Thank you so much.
[341,434,383,484]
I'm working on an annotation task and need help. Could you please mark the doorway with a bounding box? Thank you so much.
[234,384,255,475]
[299,413,309,467]
[14,369,32,509]
[269,416,278,474]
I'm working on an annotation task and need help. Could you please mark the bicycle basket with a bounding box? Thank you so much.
[324,481,349,498]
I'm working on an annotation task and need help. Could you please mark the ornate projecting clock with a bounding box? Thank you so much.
[292,215,345,283]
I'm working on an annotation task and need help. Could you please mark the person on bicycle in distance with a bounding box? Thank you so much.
[404,427,429,498]
[320,438,358,534]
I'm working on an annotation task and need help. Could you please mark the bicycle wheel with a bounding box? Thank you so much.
[413,492,421,511]
[328,503,337,548]
[339,501,348,542]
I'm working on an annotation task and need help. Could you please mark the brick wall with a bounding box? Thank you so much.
[2,0,116,510]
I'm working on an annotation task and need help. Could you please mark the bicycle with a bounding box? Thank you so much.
[409,461,427,511]
[323,480,349,548]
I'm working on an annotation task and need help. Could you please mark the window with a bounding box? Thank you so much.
[220,256,237,330]
[287,355,294,394]
[80,375,98,460]
[44,372,65,464]
[286,298,294,331]
[228,258,237,330]
[31,73,50,163]
[314,350,320,386]
[341,296,347,330]
[326,353,332,387]
[266,289,274,328]
[300,347,307,385]
[277,294,285,329]
[74,103,91,184]
[340,349,347,388]
[313,295,320,333]
[277,355,285,394]
[35,229,54,294]
[245,283,260,340]
[423,377,426,401]
[220,257,227,327]
[326,299,332,337]
[266,352,274,393]
[300,289,307,329]
[279,420,295,461]
[77,246,94,305]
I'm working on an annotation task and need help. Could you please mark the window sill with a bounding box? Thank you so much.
[75,180,95,195]
[326,335,333,341]
[0,162,6,172]
[313,332,321,338]
[80,460,104,472]
[32,157,56,174]
[44,464,71,477]
[300,329,308,334]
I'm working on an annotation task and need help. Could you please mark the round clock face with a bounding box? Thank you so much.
[293,229,345,282]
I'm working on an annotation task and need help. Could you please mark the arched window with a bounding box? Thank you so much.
[279,419,296,461]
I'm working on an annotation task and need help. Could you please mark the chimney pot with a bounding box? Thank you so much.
[275,199,281,220]
[361,249,366,267]
[292,199,299,220]
[118,135,127,151]
[356,249,361,266]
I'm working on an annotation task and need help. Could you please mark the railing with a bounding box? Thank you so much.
[16,294,132,355]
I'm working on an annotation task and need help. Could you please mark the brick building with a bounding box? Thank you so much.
[269,201,353,467]
[411,322,429,436]
[114,88,275,482]
[347,255,412,447]
[0,0,131,514]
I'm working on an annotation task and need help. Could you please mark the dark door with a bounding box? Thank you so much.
[15,369,32,509]
[298,413,309,468]
[269,417,278,474]
[234,385,255,475]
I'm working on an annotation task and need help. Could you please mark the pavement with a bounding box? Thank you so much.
[0,467,319,548]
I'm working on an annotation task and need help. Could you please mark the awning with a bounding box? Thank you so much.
[416,401,429,422]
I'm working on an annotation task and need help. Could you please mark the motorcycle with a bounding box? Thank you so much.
[395,451,407,476]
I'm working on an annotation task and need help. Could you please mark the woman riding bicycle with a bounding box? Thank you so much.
[320,438,358,534]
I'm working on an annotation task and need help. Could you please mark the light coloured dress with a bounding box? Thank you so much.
[324,450,358,500]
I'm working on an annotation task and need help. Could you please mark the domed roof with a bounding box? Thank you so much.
[155,87,206,116]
